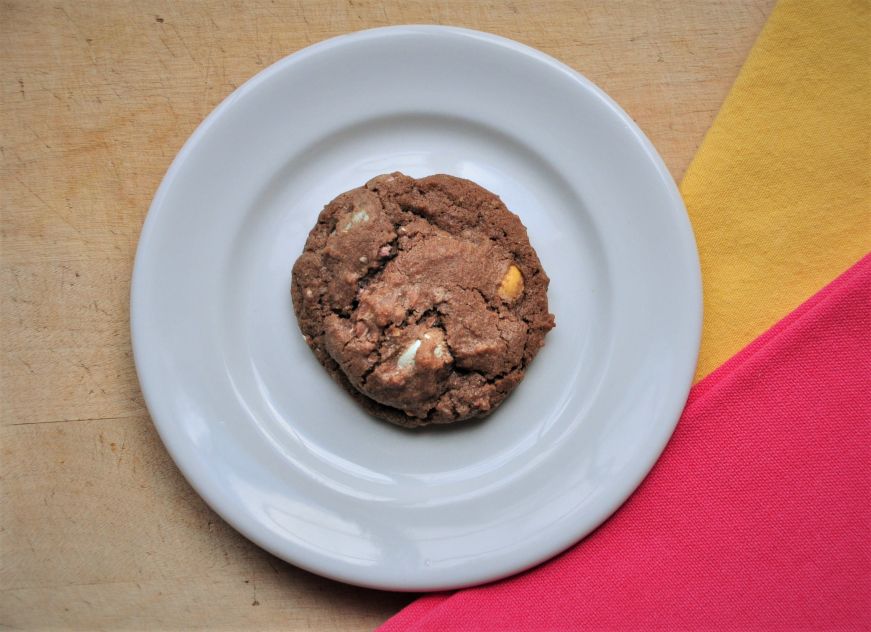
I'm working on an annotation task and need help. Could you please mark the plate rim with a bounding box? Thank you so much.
[131,24,703,591]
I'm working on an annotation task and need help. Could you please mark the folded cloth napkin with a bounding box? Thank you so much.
[381,252,870,630]
[680,0,869,379]
[381,0,870,628]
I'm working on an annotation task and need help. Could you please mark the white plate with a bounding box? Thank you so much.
[131,26,702,591]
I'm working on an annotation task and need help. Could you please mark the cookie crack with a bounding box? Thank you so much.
[358,342,382,386]
[329,307,352,320]
[399,199,482,243]
[470,287,505,318]
[353,233,401,294]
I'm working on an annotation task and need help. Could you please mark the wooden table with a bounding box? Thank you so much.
[1,1,774,629]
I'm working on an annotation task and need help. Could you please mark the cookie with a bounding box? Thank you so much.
[291,172,555,427]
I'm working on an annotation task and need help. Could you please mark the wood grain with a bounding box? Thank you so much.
[1,1,774,629]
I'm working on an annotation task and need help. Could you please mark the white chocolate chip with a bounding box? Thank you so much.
[434,344,445,358]
[397,339,421,369]
[341,209,370,232]
[359,256,368,263]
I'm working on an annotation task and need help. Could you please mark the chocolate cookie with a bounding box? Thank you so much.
[291,173,555,427]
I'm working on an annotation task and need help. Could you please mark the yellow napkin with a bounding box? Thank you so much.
[680,0,870,381]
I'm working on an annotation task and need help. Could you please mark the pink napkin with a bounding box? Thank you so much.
[380,253,871,631]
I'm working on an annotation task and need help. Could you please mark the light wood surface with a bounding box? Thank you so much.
[1,1,774,629]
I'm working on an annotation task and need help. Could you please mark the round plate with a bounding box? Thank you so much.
[131,26,702,591]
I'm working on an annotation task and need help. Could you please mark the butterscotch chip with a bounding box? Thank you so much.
[291,173,555,427]
[498,264,525,301]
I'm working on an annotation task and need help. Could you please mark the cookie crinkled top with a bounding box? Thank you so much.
[291,172,555,427]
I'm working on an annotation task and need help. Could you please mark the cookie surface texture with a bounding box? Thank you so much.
[291,173,555,427]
